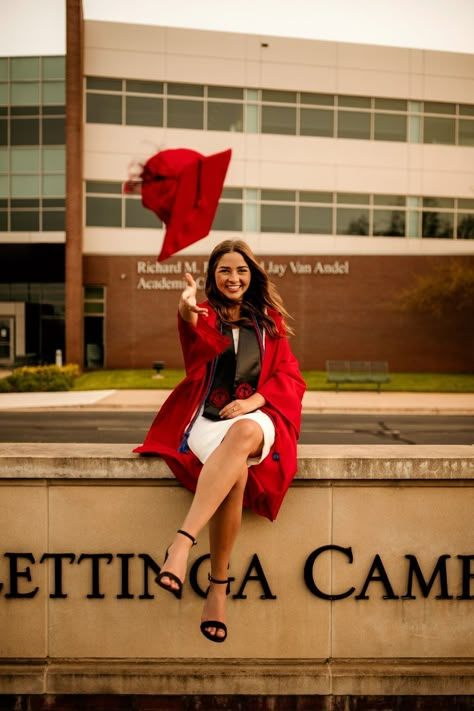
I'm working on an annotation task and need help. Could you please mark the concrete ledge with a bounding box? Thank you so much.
[0,659,473,696]
[0,443,473,481]
[0,443,473,697]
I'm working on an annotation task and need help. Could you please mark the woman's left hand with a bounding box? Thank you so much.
[220,399,248,419]
[220,392,266,419]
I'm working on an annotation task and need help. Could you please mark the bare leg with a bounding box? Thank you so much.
[201,467,248,639]
[158,419,262,593]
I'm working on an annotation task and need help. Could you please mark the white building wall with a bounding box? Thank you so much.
[83,21,474,257]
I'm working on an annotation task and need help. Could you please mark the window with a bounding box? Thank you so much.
[167,99,203,129]
[42,174,65,196]
[125,197,160,228]
[126,80,163,94]
[84,286,105,368]
[11,118,40,145]
[43,82,65,104]
[300,93,334,107]
[337,111,370,139]
[43,147,65,171]
[0,119,7,145]
[261,105,296,135]
[87,77,122,91]
[424,116,455,144]
[336,208,370,235]
[457,214,474,239]
[42,118,65,145]
[373,210,405,236]
[422,199,454,238]
[11,174,40,197]
[11,209,39,231]
[300,108,333,137]
[208,102,243,132]
[374,113,407,142]
[261,193,296,233]
[126,96,163,127]
[208,86,243,100]
[261,90,297,135]
[42,210,65,230]
[339,96,371,109]
[213,202,242,230]
[11,57,39,80]
[42,57,65,80]
[299,206,332,233]
[11,82,40,105]
[11,147,40,171]
[87,94,122,124]
[85,181,122,195]
[168,82,203,97]
[0,59,8,81]
[459,119,474,146]
[261,204,295,232]
[86,197,121,227]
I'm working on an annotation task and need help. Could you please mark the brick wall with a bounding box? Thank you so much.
[83,254,474,372]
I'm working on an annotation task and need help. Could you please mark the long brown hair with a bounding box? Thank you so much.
[205,239,294,337]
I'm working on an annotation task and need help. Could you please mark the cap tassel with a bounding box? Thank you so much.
[178,431,190,454]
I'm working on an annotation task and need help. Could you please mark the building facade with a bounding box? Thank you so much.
[1,15,473,371]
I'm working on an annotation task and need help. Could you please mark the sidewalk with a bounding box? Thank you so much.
[0,388,473,414]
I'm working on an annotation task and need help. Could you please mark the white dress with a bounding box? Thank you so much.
[187,328,275,465]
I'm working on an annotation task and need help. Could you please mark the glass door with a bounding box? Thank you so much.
[0,317,14,365]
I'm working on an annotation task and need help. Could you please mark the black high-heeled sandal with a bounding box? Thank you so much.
[156,529,197,600]
[200,573,233,643]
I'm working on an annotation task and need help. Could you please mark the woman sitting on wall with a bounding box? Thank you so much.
[134,239,306,642]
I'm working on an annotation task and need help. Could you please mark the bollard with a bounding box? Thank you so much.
[55,349,63,367]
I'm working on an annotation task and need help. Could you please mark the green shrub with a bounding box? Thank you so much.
[0,364,80,393]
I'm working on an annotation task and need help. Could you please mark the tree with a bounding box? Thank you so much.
[399,260,474,319]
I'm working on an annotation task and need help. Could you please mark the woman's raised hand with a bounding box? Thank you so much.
[179,273,208,321]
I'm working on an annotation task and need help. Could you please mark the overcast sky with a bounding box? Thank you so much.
[3,0,474,56]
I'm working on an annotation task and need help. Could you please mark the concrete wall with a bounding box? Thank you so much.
[0,443,472,696]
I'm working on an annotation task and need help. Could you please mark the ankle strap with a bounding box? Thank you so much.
[177,529,197,546]
[208,573,231,585]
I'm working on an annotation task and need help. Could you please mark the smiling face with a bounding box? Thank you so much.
[214,251,251,302]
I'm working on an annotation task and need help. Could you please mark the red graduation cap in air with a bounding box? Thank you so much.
[124,147,232,262]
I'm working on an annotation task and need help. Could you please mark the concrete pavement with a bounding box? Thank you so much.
[0,388,473,414]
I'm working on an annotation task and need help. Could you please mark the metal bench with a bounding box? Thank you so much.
[326,360,390,392]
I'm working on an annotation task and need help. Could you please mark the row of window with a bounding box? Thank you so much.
[85,77,474,146]
[2,184,472,238]
[0,283,104,325]
[0,282,64,306]
[84,286,105,315]
[0,147,65,204]
[0,109,66,147]
[1,58,66,150]
[0,57,65,81]
[0,202,65,232]
[0,83,65,107]
[84,183,474,240]
[0,61,66,208]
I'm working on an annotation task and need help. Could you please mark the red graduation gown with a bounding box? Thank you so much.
[133,304,306,521]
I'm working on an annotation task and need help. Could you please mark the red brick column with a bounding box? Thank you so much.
[65,0,84,367]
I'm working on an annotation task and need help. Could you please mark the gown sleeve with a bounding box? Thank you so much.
[177,305,230,375]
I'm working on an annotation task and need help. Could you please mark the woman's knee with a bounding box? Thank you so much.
[226,419,263,452]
